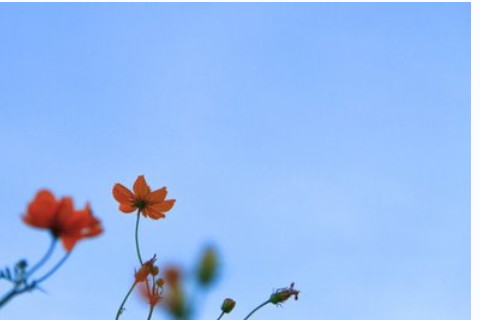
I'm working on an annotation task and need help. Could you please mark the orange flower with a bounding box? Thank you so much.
[23,190,103,251]
[112,175,175,220]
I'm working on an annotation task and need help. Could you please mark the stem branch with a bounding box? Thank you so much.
[27,237,57,278]
[243,300,270,320]
[115,282,137,320]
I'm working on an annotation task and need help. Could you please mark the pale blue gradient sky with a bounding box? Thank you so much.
[0,3,470,320]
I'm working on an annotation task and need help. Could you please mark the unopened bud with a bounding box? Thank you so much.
[269,283,300,305]
[156,278,165,287]
[196,246,218,286]
[135,256,157,282]
[151,266,160,276]
[221,298,236,314]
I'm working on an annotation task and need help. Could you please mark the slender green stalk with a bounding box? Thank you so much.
[135,210,144,265]
[0,287,20,308]
[27,237,57,278]
[216,311,225,320]
[243,300,270,320]
[147,304,155,320]
[115,282,137,320]
[35,251,71,284]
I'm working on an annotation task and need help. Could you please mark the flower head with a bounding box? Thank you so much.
[269,282,300,305]
[23,190,103,251]
[112,175,175,220]
[221,298,236,314]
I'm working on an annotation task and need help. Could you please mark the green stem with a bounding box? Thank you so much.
[116,282,137,320]
[147,304,155,320]
[27,237,57,278]
[0,287,20,308]
[135,210,143,265]
[216,311,225,320]
[0,281,36,308]
[243,300,270,320]
[35,251,71,284]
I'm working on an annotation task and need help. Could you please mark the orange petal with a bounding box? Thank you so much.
[113,184,135,204]
[133,175,150,198]
[119,203,136,213]
[23,190,58,229]
[146,187,167,204]
[143,207,166,220]
[154,199,176,212]
[61,235,80,251]
[56,197,75,226]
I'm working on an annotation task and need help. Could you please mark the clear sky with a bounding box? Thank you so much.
[0,3,470,320]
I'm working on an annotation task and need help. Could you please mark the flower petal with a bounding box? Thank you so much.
[60,235,80,252]
[142,206,166,220]
[154,199,176,212]
[133,175,150,198]
[113,184,135,204]
[146,187,167,204]
[119,203,136,213]
[23,190,58,229]
[55,197,75,229]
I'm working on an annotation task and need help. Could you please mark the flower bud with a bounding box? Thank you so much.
[135,256,157,282]
[269,283,300,305]
[151,266,160,276]
[156,278,165,287]
[221,298,236,314]
[196,246,218,286]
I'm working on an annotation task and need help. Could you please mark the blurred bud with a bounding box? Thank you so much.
[151,266,160,276]
[196,246,218,286]
[16,260,28,270]
[166,287,188,319]
[135,256,157,282]
[164,266,182,288]
[269,283,300,305]
[221,298,236,314]
[156,278,165,287]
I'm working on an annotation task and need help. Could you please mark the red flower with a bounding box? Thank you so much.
[112,175,175,219]
[23,190,103,251]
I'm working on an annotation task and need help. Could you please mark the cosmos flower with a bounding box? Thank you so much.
[112,175,175,220]
[23,190,103,251]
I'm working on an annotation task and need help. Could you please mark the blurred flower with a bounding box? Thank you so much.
[221,298,236,314]
[23,190,103,251]
[112,175,175,220]
[269,282,300,305]
[196,246,218,286]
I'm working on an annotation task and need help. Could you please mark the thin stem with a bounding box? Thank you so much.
[243,300,270,320]
[216,311,225,320]
[135,210,144,265]
[0,281,36,308]
[27,237,57,278]
[147,304,155,320]
[35,251,71,284]
[116,282,137,320]
[0,287,19,308]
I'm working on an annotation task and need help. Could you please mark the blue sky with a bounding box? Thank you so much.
[0,3,470,320]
